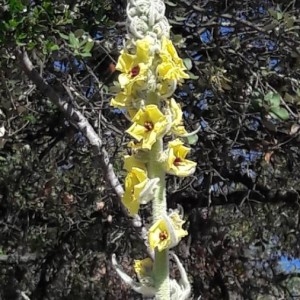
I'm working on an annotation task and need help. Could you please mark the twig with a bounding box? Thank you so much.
[20,292,31,300]
[0,253,39,263]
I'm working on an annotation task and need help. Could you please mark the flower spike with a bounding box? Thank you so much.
[110,0,196,297]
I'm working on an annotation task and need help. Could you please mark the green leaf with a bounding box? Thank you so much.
[82,40,94,54]
[264,22,277,31]
[74,29,85,38]
[16,40,27,46]
[28,41,38,50]
[264,91,280,107]
[7,18,22,30]
[183,58,193,71]
[174,16,186,22]
[58,32,69,40]
[269,107,289,121]
[17,32,27,40]
[169,20,185,25]
[187,72,199,80]
[184,134,198,145]
[268,8,283,20]
[285,15,295,28]
[0,156,7,162]
[284,92,294,103]
[172,34,184,44]
[9,0,24,13]
[221,81,232,91]
[49,44,59,51]
[165,1,177,6]
[45,41,60,53]
[79,52,92,58]
[69,32,79,48]
[276,12,283,20]
[252,98,263,109]
[79,39,88,47]
[268,9,277,19]
[24,114,37,124]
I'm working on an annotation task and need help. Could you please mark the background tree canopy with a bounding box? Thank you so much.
[1,0,300,299]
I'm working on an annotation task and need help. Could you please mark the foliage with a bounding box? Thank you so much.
[0,0,300,299]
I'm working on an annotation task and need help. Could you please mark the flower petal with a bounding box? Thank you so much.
[122,167,148,215]
[134,257,153,281]
[124,155,146,172]
[168,98,188,135]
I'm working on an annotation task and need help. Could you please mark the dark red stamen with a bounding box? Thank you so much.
[174,157,182,166]
[144,121,154,131]
[131,65,140,77]
[159,231,168,241]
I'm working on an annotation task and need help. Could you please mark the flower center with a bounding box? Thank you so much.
[144,121,154,131]
[159,230,168,241]
[174,157,182,166]
[130,65,140,77]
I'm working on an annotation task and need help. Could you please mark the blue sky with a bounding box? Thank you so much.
[279,256,300,273]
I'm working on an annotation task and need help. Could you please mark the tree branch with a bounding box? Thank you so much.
[171,185,300,209]
[15,48,126,214]
[0,252,39,263]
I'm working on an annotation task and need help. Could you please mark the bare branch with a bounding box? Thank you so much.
[20,292,31,300]
[0,253,39,263]
[15,48,126,214]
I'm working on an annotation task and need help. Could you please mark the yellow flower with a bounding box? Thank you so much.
[124,155,146,172]
[168,98,187,136]
[148,212,188,251]
[134,258,153,281]
[110,91,132,109]
[165,139,196,177]
[148,219,171,251]
[110,91,142,119]
[127,140,144,152]
[126,105,168,150]
[169,211,186,233]
[122,167,148,215]
[157,79,177,98]
[157,37,189,81]
[116,38,153,95]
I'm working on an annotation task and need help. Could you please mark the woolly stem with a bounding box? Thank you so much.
[153,249,169,299]
[148,138,170,299]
